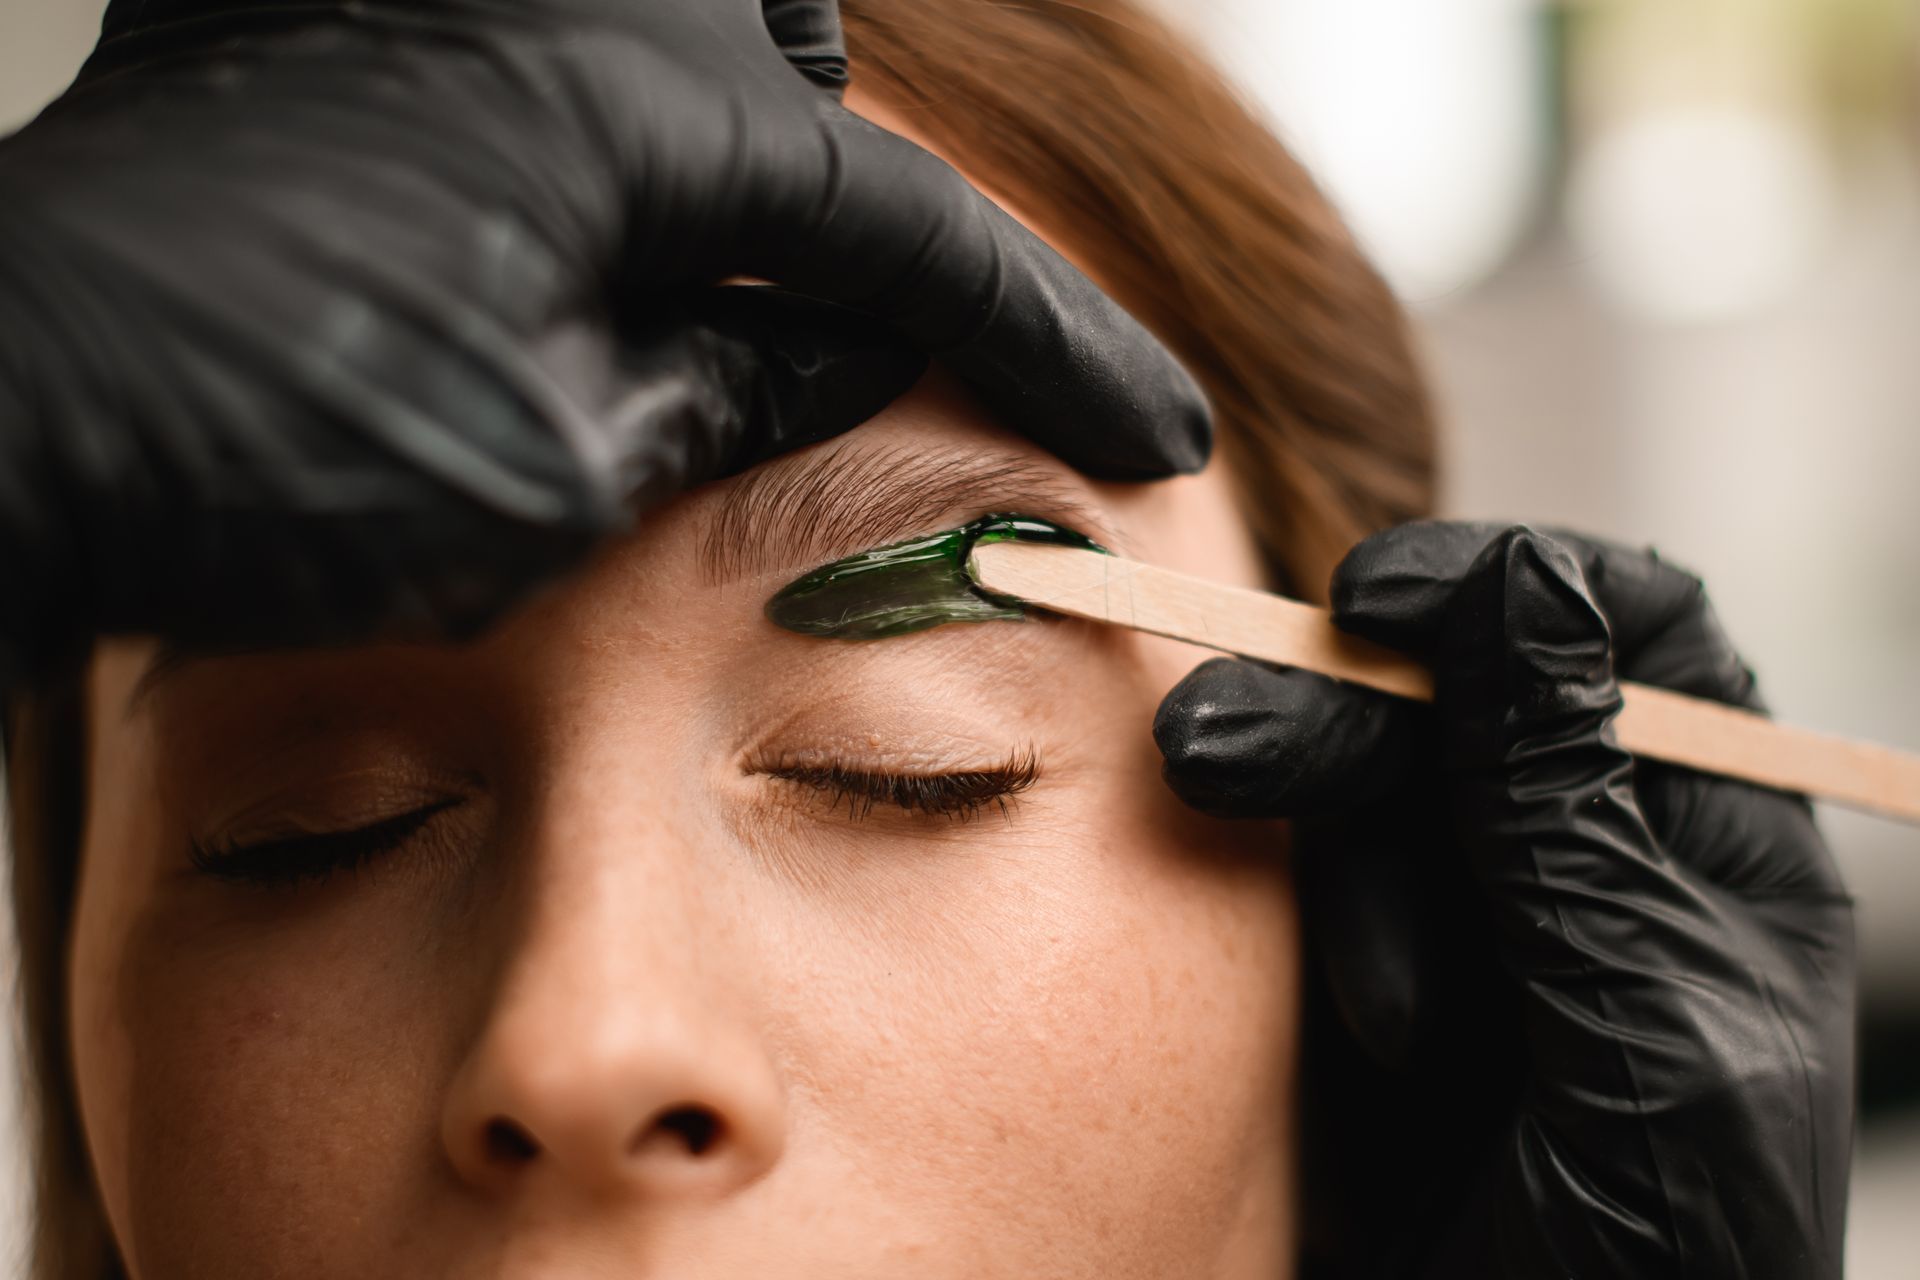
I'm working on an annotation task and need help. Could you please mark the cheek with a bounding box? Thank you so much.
[68,660,453,1275]
[760,705,1298,1270]
[98,895,455,1274]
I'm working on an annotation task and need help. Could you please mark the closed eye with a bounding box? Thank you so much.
[757,749,1040,822]
[188,797,464,889]
[186,749,1043,889]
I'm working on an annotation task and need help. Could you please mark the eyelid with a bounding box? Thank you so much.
[741,712,997,763]
[186,796,469,888]
[747,747,1040,786]
[744,742,1021,776]
[187,766,485,855]
[746,747,1041,823]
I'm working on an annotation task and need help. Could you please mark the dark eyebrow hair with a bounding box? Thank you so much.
[698,441,1120,586]
[125,637,270,719]
[125,643,189,717]
[123,635,332,720]
[125,442,1117,715]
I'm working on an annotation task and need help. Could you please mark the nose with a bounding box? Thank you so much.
[442,1002,788,1199]
[440,858,787,1200]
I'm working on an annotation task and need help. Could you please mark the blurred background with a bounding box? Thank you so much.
[2,0,1916,1273]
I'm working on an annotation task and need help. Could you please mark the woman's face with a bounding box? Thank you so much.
[64,89,1300,1280]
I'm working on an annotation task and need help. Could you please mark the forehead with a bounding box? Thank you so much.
[94,379,1128,732]
[94,80,1135,732]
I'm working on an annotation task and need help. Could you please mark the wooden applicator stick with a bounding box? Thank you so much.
[968,540,1920,825]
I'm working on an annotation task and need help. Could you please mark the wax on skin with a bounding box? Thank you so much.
[764,514,1106,640]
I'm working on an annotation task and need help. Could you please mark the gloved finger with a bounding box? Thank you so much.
[1317,519,1855,1273]
[594,287,927,510]
[1152,656,1466,1072]
[1413,529,1835,1269]
[1291,808,1476,1072]
[761,0,849,96]
[1153,656,1473,1074]
[1530,531,1846,897]
[1427,525,1652,865]
[750,112,1213,481]
[1330,522,1845,894]
[92,0,1211,484]
[1332,520,1763,709]
[1632,759,1845,896]
[1152,657,1428,819]
[1325,519,1517,656]
[1531,526,1762,709]
[11,284,922,677]
[282,287,921,634]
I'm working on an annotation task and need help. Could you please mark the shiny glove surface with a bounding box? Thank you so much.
[1154,521,1856,1279]
[0,0,1209,685]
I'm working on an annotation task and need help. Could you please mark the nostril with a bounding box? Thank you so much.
[645,1105,722,1157]
[484,1117,539,1165]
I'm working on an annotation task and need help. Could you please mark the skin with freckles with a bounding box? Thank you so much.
[63,85,1301,1280]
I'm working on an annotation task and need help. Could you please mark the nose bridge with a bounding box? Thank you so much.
[503,690,755,1035]
[441,756,787,1199]
[519,865,695,1061]
[527,768,709,982]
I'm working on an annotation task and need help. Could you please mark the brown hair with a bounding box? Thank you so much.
[6,1,1435,1274]
[839,0,1435,595]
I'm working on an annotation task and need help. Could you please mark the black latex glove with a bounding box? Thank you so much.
[1154,521,1855,1279]
[0,0,1208,685]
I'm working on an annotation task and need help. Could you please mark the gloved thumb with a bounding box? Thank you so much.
[1153,656,1478,1072]
[1152,657,1425,818]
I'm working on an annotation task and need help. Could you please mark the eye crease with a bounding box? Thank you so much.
[754,749,1041,823]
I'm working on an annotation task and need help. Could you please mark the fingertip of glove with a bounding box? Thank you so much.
[1330,521,1583,650]
[1328,521,1481,648]
[1004,333,1216,482]
[1472,525,1609,652]
[1492,522,1581,583]
[1153,656,1256,742]
[1154,659,1405,818]
[1150,370,1216,476]
[762,0,851,97]
[1153,659,1282,816]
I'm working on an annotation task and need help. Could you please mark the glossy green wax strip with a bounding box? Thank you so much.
[765,514,1107,640]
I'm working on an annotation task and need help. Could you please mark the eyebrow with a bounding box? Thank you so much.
[123,635,318,720]
[126,443,1119,715]
[697,441,1122,587]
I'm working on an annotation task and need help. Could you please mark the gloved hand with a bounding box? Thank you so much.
[1154,521,1856,1279]
[0,0,1208,686]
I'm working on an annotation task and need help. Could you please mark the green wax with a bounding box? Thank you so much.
[765,514,1106,640]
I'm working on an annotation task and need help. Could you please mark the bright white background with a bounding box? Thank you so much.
[4,0,1918,1274]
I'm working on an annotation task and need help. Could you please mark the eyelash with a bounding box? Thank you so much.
[760,750,1040,823]
[188,797,462,890]
[187,754,1041,889]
